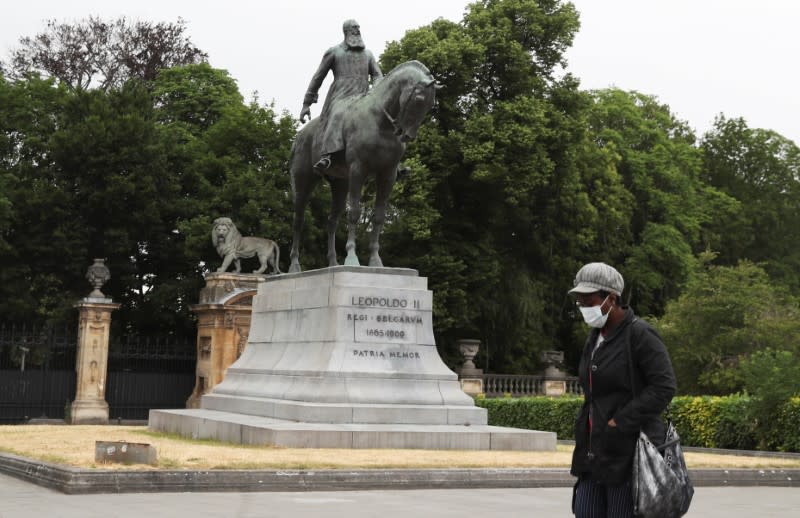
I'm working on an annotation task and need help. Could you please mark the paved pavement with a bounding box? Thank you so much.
[1,473,798,518]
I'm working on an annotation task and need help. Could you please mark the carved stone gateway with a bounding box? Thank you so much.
[186,272,264,408]
[150,267,556,450]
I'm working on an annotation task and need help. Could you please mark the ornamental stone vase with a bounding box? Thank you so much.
[540,350,565,378]
[458,339,481,371]
[85,258,111,299]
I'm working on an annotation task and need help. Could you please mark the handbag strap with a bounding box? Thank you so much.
[625,317,640,398]
[626,317,675,451]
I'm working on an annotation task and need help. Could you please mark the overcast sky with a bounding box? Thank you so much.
[1,0,798,144]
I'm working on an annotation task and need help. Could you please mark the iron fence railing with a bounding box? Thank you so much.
[0,322,78,422]
[1,321,197,422]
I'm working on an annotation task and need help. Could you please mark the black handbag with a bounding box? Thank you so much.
[626,324,694,518]
[632,421,693,518]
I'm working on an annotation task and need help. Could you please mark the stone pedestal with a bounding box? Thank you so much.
[544,380,567,396]
[70,298,120,424]
[186,273,265,408]
[540,350,567,397]
[457,339,484,396]
[151,267,556,450]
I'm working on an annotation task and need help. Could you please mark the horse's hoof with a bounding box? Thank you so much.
[288,263,301,273]
[368,257,384,268]
[344,253,360,266]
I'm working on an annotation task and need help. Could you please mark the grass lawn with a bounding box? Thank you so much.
[1,425,798,471]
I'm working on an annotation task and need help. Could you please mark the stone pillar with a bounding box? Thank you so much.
[186,272,265,408]
[71,259,119,424]
[457,338,484,396]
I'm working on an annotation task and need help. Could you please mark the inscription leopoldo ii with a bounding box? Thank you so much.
[350,296,421,309]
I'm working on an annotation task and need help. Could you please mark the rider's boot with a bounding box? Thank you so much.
[314,154,332,178]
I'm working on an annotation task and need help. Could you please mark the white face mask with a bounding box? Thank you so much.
[579,295,611,328]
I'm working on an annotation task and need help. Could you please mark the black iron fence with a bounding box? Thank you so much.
[107,335,196,420]
[0,322,196,423]
[0,322,77,422]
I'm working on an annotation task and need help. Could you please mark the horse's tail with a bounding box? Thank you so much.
[288,137,299,193]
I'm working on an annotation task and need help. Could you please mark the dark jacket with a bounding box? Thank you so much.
[570,308,677,486]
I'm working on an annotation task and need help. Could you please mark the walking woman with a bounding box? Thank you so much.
[569,262,677,518]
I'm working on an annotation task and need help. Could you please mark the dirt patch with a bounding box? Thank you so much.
[1,425,797,471]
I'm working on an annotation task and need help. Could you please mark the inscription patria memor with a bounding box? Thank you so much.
[352,349,421,359]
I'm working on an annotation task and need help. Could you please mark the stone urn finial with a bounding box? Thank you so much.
[85,258,111,298]
[458,339,482,374]
[540,350,565,378]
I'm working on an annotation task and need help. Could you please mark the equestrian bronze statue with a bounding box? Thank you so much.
[288,58,439,272]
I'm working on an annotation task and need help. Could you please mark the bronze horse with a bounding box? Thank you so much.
[288,60,438,272]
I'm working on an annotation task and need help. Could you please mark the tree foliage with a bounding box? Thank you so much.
[701,115,800,292]
[5,17,207,90]
[740,349,800,449]
[656,255,800,395]
[0,74,72,320]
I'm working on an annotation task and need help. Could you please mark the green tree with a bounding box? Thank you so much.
[583,89,729,316]
[0,74,74,320]
[701,115,800,292]
[46,80,189,332]
[656,255,800,395]
[740,349,800,449]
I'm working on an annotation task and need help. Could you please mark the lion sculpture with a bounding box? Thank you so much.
[212,217,281,275]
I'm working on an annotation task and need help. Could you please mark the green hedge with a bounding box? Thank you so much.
[475,396,583,440]
[476,395,800,452]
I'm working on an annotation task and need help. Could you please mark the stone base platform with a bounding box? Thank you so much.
[149,409,556,451]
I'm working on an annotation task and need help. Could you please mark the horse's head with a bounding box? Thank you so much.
[393,77,437,142]
[378,62,440,143]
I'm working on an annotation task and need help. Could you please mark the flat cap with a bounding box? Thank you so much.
[568,262,624,296]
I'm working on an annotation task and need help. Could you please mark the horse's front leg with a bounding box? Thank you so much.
[345,163,366,266]
[327,177,348,267]
[368,168,397,268]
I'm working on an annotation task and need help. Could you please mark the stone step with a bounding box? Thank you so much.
[149,409,556,451]
[201,393,487,425]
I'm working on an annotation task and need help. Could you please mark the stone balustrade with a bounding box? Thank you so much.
[482,373,582,397]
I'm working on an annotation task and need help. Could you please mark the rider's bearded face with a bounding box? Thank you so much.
[344,27,365,50]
